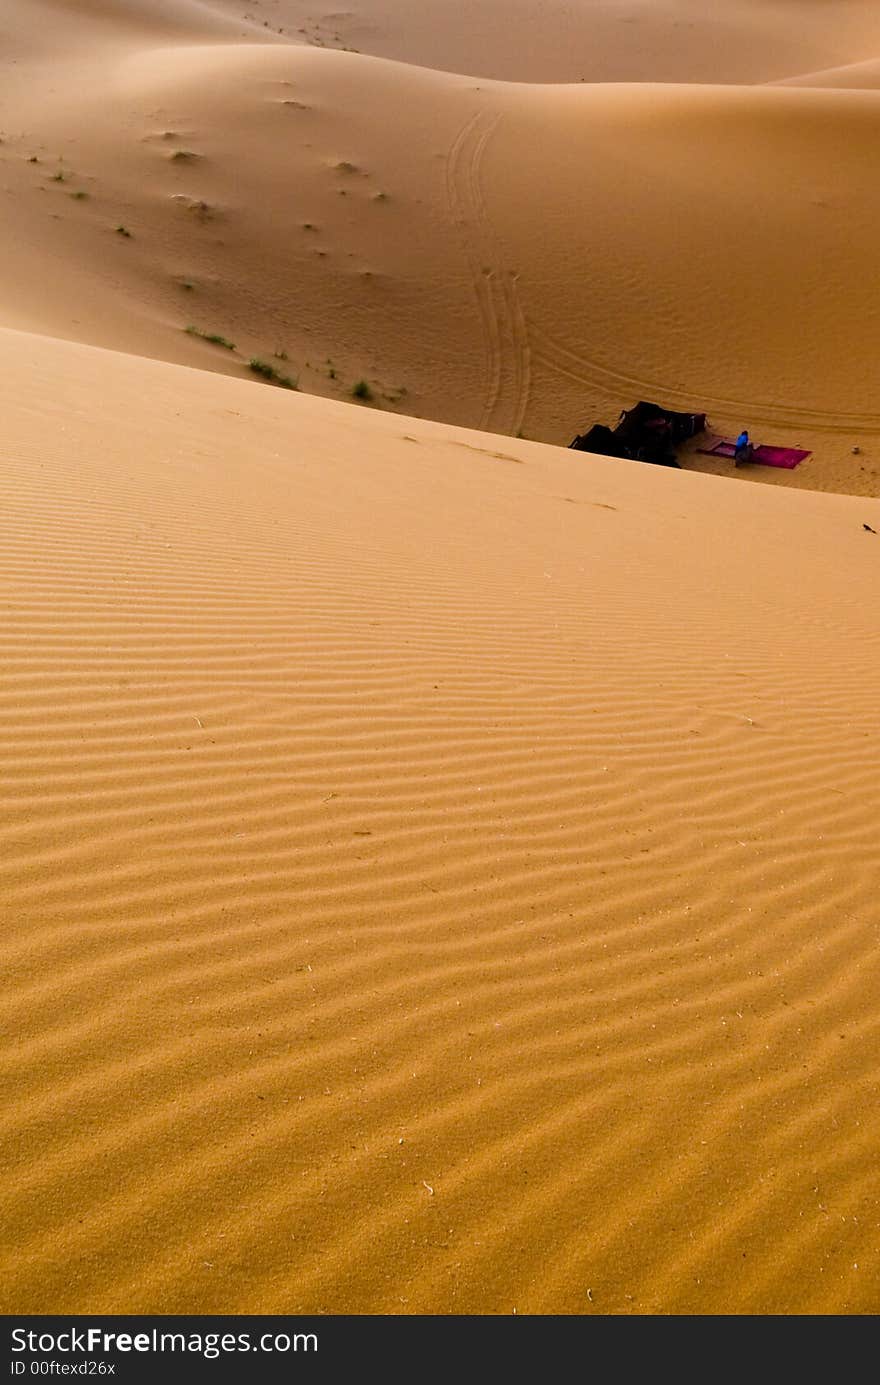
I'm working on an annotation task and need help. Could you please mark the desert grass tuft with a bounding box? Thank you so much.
[249,358,297,389]
[185,325,236,351]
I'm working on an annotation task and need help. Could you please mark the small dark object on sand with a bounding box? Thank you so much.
[570,401,705,468]
[863,523,876,533]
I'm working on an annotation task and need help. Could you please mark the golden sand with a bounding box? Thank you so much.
[1,2,880,1316]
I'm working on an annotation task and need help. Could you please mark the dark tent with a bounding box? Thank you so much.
[569,401,706,468]
[568,424,630,459]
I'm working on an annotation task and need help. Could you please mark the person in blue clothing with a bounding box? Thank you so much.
[734,429,753,465]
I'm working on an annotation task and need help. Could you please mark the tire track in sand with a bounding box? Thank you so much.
[529,319,880,434]
[445,110,531,437]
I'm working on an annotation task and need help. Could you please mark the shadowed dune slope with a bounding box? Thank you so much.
[2,34,880,494]
[203,0,880,85]
[1,326,879,1314]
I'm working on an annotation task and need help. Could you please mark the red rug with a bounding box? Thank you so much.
[697,437,810,469]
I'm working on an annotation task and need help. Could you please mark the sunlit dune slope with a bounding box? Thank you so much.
[1,325,879,1314]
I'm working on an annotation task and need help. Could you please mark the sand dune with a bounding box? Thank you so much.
[3,1,880,1321]
[773,57,880,89]
[204,1,880,85]
[2,19,880,495]
[1,325,879,1314]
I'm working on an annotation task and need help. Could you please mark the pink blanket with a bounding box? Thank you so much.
[698,438,809,469]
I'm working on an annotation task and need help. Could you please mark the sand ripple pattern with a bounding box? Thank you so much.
[1,331,880,1314]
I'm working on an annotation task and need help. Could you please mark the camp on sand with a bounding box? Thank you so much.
[570,402,811,471]
[569,401,707,468]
